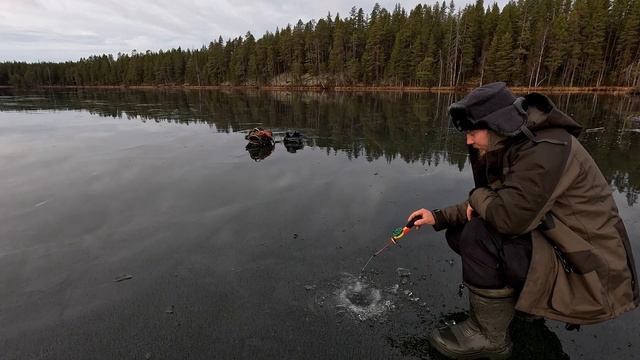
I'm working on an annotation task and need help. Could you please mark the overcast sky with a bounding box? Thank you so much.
[0,0,504,63]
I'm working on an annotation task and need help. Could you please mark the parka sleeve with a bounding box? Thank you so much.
[468,141,569,236]
[432,201,469,231]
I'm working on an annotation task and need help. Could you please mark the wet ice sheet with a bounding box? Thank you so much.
[335,273,393,320]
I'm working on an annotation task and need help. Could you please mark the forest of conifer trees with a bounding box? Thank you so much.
[1,0,639,89]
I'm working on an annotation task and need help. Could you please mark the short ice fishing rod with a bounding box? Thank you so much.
[361,214,422,273]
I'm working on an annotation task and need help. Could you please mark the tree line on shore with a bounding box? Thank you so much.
[2,0,640,88]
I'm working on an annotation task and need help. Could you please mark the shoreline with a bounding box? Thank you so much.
[0,84,636,94]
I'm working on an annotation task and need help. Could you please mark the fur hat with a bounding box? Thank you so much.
[449,82,528,136]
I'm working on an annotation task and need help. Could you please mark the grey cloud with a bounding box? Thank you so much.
[1,0,498,62]
[1,30,105,45]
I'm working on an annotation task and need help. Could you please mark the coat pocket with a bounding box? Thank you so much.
[550,270,609,319]
[540,213,599,274]
[541,213,611,320]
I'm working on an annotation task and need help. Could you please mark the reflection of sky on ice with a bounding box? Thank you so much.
[0,92,639,359]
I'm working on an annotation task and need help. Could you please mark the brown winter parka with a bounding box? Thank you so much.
[433,93,639,324]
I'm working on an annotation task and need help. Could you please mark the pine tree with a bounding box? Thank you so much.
[329,15,347,78]
[615,0,640,85]
[387,27,412,85]
[545,11,569,85]
[362,7,392,84]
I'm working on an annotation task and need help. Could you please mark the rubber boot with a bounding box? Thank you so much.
[428,284,516,360]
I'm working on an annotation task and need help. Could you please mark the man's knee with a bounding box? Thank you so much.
[445,226,463,255]
[445,218,494,257]
[459,217,494,257]
[457,217,532,289]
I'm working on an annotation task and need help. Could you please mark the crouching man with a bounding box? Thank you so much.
[409,82,638,359]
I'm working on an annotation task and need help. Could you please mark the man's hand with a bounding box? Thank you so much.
[408,208,436,229]
[466,203,474,221]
